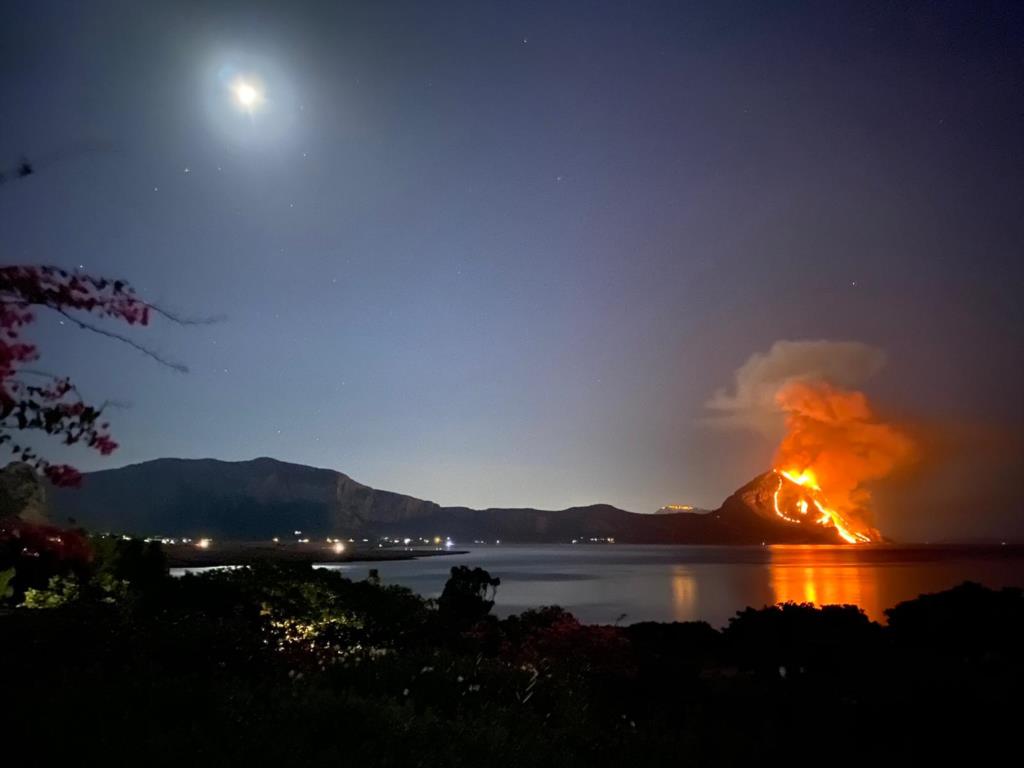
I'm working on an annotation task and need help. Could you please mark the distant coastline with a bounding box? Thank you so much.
[163,541,467,568]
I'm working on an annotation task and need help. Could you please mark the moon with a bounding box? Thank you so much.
[203,55,295,148]
[231,78,264,112]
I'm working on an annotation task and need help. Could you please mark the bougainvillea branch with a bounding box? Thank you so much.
[0,265,183,486]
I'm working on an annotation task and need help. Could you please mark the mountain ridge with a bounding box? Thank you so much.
[43,457,849,544]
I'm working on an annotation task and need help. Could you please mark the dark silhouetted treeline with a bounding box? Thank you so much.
[0,537,1021,766]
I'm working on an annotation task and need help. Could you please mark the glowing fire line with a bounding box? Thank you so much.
[771,469,873,544]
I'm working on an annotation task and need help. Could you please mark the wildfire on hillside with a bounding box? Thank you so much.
[771,468,875,543]
[769,379,914,544]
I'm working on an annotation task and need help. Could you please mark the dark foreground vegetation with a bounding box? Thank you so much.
[2,521,1022,766]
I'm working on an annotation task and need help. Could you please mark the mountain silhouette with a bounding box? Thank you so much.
[47,458,850,543]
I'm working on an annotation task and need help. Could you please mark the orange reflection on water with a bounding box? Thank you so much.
[670,565,698,621]
[767,546,883,620]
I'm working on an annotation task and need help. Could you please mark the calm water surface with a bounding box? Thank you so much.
[315,544,1024,627]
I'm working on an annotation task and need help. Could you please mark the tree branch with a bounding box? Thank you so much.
[142,302,226,326]
[55,309,188,373]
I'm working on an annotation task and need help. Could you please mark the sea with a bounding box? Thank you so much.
[318,543,1024,627]
[171,543,1024,627]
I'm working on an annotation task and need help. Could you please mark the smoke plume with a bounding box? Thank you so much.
[710,340,914,531]
[773,378,914,523]
[706,339,886,434]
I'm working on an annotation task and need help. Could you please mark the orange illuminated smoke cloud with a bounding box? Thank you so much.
[771,379,914,543]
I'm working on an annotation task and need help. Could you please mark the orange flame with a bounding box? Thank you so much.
[771,470,869,543]
[770,380,913,544]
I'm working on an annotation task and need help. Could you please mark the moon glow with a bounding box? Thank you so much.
[231,78,264,112]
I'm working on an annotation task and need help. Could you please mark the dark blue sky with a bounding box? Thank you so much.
[2,1,1022,539]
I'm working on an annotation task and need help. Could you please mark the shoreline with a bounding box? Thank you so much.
[161,539,1024,569]
[163,541,468,568]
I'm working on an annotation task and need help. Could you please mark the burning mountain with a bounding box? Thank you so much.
[769,468,876,543]
[766,379,914,543]
[709,341,916,543]
[702,470,865,544]
[710,471,865,544]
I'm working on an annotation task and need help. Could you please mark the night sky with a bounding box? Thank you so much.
[2,2,1022,540]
